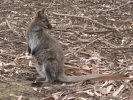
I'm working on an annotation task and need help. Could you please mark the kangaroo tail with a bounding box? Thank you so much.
[58,73,110,82]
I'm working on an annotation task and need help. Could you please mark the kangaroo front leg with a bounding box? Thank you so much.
[35,64,46,81]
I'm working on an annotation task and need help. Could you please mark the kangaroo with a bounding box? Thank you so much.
[26,9,115,83]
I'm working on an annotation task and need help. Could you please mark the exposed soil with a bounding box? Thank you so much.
[0,0,133,100]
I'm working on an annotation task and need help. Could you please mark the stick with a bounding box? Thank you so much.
[83,28,133,34]
[53,28,133,34]
[0,52,16,58]
[87,33,112,45]
[6,19,21,37]
[0,29,11,33]
[53,12,117,31]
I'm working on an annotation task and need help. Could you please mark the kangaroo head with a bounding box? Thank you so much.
[34,8,52,29]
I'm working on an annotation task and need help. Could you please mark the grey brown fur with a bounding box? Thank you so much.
[26,9,111,83]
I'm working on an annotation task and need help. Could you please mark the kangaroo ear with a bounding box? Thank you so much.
[36,8,45,17]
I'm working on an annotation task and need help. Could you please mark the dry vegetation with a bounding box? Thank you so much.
[0,0,133,100]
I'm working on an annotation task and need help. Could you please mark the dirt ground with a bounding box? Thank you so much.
[0,0,133,100]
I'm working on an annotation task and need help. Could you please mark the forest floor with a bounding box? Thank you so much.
[0,0,133,100]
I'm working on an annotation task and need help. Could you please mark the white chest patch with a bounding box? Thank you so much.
[28,33,40,51]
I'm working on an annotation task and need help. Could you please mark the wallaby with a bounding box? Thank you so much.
[26,9,115,83]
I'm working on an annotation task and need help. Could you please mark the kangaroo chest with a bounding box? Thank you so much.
[28,32,40,51]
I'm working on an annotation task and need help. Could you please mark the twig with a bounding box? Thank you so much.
[64,64,81,69]
[101,40,118,48]
[53,28,133,34]
[10,94,25,100]
[101,47,133,49]
[99,1,133,12]
[0,29,11,33]
[0,37,9,42]
[83,28,133,34]
[53,12,117,31]
[87,33,112,45]
[60,86,92,97]
[0,10,11,13]
[0,52,16,58]
[0,80,9,83]
[5,19,21,37]
[77,37,119,48]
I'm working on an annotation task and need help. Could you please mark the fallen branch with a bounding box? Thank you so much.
[53,12,117,31]
[53,26,133,34]
[83,28,133,34]
[6,19,21,37]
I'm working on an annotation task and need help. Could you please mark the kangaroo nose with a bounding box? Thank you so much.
[47,23,52,29]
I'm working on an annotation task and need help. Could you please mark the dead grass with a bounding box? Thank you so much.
[0,0,133,99]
